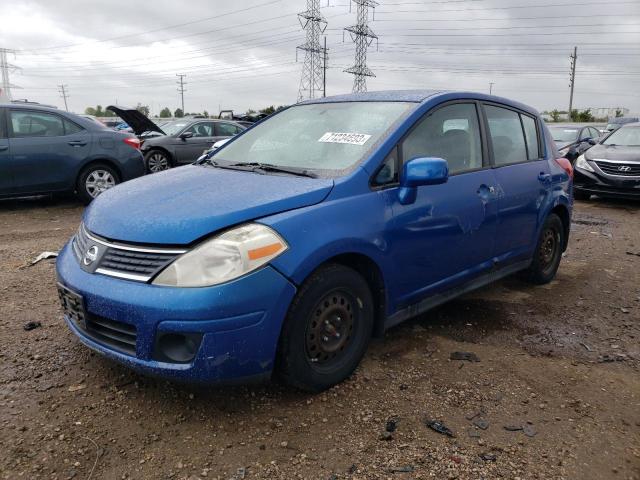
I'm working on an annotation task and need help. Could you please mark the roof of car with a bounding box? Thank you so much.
[0,102,60,112]
[300,89,540,116]
[547,124,584,129]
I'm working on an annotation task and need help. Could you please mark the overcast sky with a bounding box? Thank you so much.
[1,0,639,116]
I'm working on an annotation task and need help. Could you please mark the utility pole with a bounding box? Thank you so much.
[344,0,378,93]
[0,48,19,102]
[296,0,327,102]
[489,82,494,95]
[176,74,186,112]
[58,84,69,111]
[568,46,577,120]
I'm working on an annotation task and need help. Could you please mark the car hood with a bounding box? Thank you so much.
[107,105,165,136]
[585,144,640,162]
[83,165,334,245]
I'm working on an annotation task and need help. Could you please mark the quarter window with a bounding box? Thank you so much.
[520,114,540,160]
[401,103,483,174]
[10,110,65,138]
[485,105,528,166]
[63,119,84,135]
[373,148,399,186]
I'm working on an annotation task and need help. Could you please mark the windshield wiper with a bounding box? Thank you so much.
[228,162,318,178]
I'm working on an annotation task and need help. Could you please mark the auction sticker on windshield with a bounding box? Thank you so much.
[318,132,372,146]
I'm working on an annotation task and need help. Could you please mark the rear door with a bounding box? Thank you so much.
[483,104,550,264]
[8,109,92,194]
[174,121,217,163]
[0,107,12,194]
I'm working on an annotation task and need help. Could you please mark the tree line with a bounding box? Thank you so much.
[84,104,286,119]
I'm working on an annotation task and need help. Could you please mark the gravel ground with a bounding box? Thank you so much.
[0,196,639,480]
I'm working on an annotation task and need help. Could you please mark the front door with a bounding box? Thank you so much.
[384,102,499,307]
[174,121,217,164]
[483,104,550,263]
[8,109,91,194]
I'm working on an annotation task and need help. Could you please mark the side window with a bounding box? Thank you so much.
[0,109,6,138]
[10,110,65,138]
[216,122,240,136]
[372,148,399,187]
[186,123,214,138]
[589,127,600,139]
[401,103,483,175]
[63,119,84,135]
[485,105,528,166]
[520,114,540,160]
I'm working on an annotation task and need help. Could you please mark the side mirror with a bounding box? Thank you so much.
[398,157,449,205]
[180,131,194,140]
[587,138,597,145]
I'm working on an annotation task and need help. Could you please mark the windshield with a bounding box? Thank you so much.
[160,120,191,136]
[602,126,640,146]
[211,102,413,175]
[548,127,578,143]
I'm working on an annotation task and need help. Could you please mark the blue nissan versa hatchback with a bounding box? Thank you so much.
[56,91,573,392]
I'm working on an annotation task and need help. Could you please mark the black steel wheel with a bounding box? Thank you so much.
[276,264,374,392]
[523,213,565,285]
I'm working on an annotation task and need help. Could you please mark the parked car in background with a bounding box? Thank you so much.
[56,90,572,392]
[107,106,245,172]
[0,103,144,203]
[574,122,640,200]
[547,124,601,162]
[605,117,639,132]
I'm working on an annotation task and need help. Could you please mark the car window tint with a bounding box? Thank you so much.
[10,110,65,138]
[63,119,84,135]
[373,148,399,186]
[217,122,240,136]
[401,103,483,175]
[520,114,540,160]
[485,105,528,166]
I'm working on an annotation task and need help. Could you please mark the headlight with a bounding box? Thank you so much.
[153,224,288,287]
[575,154,594,173]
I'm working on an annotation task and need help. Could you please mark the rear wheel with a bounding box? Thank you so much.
[76,163,119,205]
[144,150,171,173]
[276,264,374,392]
[523,213,564,285]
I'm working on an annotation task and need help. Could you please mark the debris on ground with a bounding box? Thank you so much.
[23,321,42,331]
[626,251,640,257]
[386,418,398,432]
[504,424,524,432]
[21,251,58,269]
[379,431,393,441]
[473,418,490,430]
[480,453,497,462]
[449,351,480,362]
[425,419,456,437]
[388,466,415,473]
[523,423,538,437]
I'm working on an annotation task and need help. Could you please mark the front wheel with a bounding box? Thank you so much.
[523,213,565,285]
[144,150,171,173]
[276,264,374,392]
[76,163,119,205]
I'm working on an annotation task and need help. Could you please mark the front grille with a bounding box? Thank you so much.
[84,315,137,355]
[72,224,186,283]
[594,161,640,177]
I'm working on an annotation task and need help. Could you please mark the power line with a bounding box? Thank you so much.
[176,74,186,112]
[344,0,378,93]
[58,84,69,111]
[375,0,640,14]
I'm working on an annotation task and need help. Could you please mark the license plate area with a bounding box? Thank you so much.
[57,283,86,328]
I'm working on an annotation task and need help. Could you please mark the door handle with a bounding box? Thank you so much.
[0,145,8,151]
[68,140,87,147]
[477,184,496,199]
[538,172,552,183]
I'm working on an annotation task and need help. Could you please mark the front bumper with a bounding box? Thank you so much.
[56,242,297,383]
[574,167,640,199]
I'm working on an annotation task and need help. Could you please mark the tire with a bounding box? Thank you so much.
[144,149,172,173]
[573,189,590,201]
[276,264,374,392]
[523,213,565,285]
[76,163,120,205]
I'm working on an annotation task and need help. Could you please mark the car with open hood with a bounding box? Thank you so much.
[574,122,640,200]
[107,106,245,173]
[57,90,572,392]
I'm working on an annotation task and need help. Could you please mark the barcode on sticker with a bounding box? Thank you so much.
[318,132,372,146]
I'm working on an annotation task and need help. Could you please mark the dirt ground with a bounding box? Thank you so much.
[0,196,639,480]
